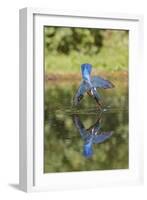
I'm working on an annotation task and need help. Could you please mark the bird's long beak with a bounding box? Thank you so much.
[95,98,103,110]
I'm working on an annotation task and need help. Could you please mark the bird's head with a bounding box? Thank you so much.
[81,63,92,81]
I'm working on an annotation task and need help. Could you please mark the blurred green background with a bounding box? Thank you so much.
[44,27,129,173]
[44,27,128,74]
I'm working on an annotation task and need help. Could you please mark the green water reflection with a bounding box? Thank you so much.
[44,79,128,173]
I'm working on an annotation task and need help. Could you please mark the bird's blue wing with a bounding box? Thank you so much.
[91,76,114,89]
[73,81,91,105]
[93,131,113,144]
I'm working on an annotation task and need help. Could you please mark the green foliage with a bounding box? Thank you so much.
[45,27,103,55]
[44,27,128,73]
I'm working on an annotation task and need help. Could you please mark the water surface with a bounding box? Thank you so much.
[44,77,128,173]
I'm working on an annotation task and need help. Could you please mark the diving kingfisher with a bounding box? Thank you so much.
[73,63,114,109]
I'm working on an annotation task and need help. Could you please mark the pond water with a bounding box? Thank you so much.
[44,77,128,173]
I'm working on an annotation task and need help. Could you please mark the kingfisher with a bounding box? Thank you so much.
[73,63,114,109]
[73,114,113,158]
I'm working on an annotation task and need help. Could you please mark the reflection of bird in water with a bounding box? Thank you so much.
[73,113,113,158]
[73,63,114,110]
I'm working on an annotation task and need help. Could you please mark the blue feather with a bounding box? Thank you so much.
[91,76,114,89]
[81,63,92,81]
[83,142,93,158]
[93,131,113,144]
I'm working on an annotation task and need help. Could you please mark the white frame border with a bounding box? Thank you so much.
[19,7,144,192]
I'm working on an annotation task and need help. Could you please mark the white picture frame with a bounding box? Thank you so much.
[19,7,144,192]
